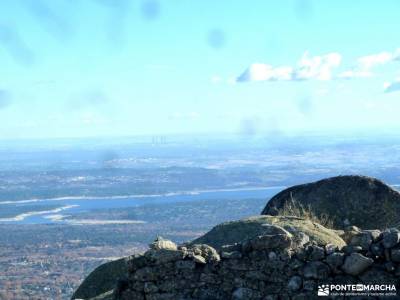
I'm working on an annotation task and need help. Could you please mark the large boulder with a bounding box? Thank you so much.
[190,215,345,249]
[71,257,128,300]
[261,175,400,230]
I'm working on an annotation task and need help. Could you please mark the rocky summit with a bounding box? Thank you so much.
[73,176,400,300]
[262,175,400,230]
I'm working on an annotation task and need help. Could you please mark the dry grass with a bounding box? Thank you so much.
[277,192,334,229]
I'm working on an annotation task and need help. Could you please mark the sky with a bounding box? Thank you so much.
[0,0,400,139]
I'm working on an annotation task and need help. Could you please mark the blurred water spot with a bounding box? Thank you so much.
[207,29,226,49]
[141,0,160,20]
[294,0,313,21]
[100,150,120,169]
[0,25,35,66]
[0,90,12,109]
[94,0,129,47]
[239,117,260,137]
[265,117,282,136]
[23,0,72,40]
[297,96,314,115]
[239,116,283,138]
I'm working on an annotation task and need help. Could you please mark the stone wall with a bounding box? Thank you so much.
[114,227,400,300]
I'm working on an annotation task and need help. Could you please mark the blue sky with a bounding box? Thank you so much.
[0,0,400,139]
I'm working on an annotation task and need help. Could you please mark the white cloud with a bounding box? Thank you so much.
[236,48,400,83]
[236,63,293,82]
[270,66,294,80]
[384,79,400,93]
[237,52,341,82]
[339,49,400,79]
[357,52,393,70]
[294,52,342,81]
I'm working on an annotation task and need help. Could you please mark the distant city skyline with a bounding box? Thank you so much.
[1,1,400,139]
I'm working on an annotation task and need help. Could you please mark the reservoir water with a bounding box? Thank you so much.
[0,186,285,224]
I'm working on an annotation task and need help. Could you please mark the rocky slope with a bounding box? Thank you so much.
[262,175,400,229]
[73,175,400,299]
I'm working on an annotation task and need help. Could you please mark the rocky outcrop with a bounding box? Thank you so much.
[113,226,400,300]
[261,175,400,229]
[190,215,345,249]
[76,222,400,299]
